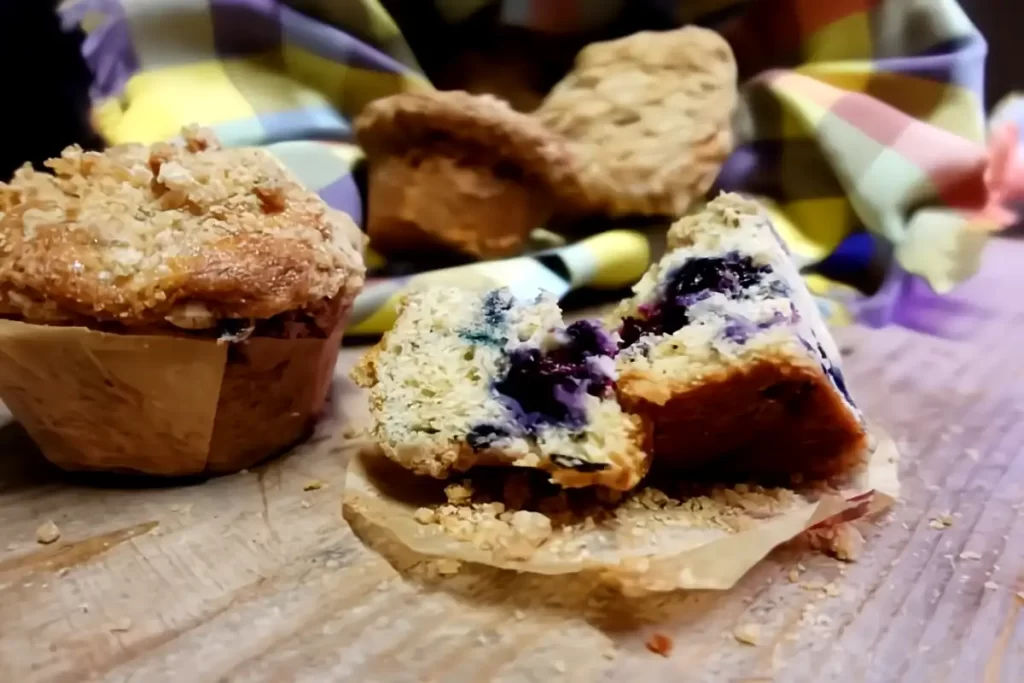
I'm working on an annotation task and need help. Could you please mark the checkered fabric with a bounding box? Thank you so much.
[59,0,1020,336]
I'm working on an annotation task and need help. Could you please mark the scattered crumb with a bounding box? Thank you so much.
[435,558,462,576]
[35,521,61,545]
[413,507,436,524]
[238,469,249,475]
[806,522,864,561]
[929,513,954,530]
[169,505,179,512]
[5,543,17,552]
[56,567,70,578]
[444,481,475,504]
[303,481,326,491]
[984,581,1000,590]
[646,633,673,657]
[822,582,841,598]
[733,623,761,646]
[603,650,616,660]
[376,581,389,592]
[513,609,525,620]
[965,448,979,461]
[1016,591,1023,601]
[959,551,982,561]
[325,559,340,569]
[553,660,566,673]
[108,618,132,633]
[300,500,312,509]
[80,603,90,613]
[341,425,366,440]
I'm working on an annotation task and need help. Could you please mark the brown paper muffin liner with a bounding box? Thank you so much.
[344,428,899,593]
[0,318,345,476]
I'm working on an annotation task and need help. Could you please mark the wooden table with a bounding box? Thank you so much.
[2,240,1022,683]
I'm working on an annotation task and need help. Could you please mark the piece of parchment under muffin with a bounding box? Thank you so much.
[353,287,650,490]
[611,193,867,483]
[0,126,366,475]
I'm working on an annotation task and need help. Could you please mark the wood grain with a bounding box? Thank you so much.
[2,240,1023,682]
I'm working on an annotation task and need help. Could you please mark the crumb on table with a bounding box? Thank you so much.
[733,623,760,646]
[35,521,61,545]
[646,633,673,657]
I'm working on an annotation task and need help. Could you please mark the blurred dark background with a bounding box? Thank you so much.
[0,0,1020,181]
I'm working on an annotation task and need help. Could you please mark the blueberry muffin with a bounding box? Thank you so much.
[353,287,650,490]
[611,193,867,482]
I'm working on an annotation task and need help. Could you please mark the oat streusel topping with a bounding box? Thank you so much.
[0,126,364,327]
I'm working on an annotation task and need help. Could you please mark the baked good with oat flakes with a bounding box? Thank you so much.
[353,286,650,490]
[0,126,366,475]
[355,90,586,260]
[611,193,867,483]
[535,27,738,219]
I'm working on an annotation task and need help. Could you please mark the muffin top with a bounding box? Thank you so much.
[355,91,590,207]
[0,127,365,329]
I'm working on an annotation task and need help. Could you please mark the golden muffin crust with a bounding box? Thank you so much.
[0,126,365,328]
[535,27,738,218]
[355,90,587,204]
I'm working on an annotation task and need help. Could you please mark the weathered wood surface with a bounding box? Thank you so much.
[1,240,1022,683]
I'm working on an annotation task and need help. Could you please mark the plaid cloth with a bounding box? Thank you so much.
[59,0,1020,337]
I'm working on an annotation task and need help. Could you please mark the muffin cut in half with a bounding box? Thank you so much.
[353,287,650,490]
[611,193,867,483]
[0,126,366,475]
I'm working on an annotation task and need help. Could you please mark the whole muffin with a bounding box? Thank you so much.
[0,126,365,475]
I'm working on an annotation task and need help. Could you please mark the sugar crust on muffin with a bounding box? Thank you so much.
[0,126,365,329]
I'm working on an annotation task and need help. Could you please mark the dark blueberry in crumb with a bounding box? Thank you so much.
[564,319,618,358]
[619,315,662,348]
[666,252,771,301]
[550,454,610,472]
[467,423,512,451]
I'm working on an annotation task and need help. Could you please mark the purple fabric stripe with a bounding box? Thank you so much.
[279,5,411,75]
[209,0,282,57]
[319,175,364,226]
[873,35,987,101]
[256,106,352,144]
[59,0,139,100]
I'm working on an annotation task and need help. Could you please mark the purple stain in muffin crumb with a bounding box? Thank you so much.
[619,253,774,348]
[460,289,515,347]
[492,319,616,434]
[816,342,855,406]
[722,310,790,344]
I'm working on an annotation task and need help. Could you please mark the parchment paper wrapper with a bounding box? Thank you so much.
[343,430,899,593]
[0,318,345,476]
